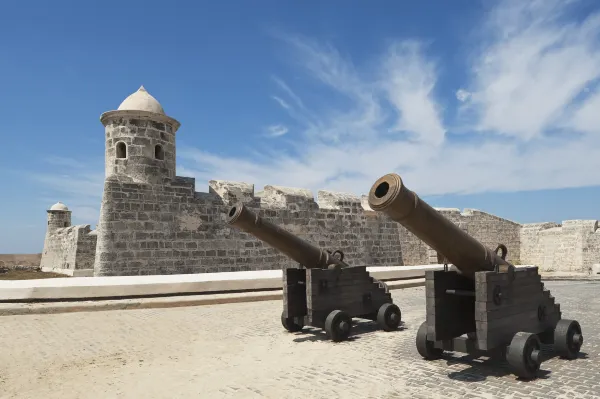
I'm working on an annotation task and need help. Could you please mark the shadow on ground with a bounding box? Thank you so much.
[443,345,588,382]
[291,319,407,343]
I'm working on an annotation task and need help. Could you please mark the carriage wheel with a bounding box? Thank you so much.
[506,332,542,379]
[554,319,583,359]
[281,311,304,333]
[416,321,443,360]
[325,310,352,342]
[377,303,402,331]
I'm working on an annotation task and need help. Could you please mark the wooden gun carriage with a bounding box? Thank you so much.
[226,203,402,342]
[367,173,584,379]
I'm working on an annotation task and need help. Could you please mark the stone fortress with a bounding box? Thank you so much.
[39,87,600,277]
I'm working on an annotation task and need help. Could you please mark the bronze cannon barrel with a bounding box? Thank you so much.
[226,202,348,269]
[367,173,512,280]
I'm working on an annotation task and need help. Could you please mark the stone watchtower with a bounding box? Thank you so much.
[46,202,71,231]
[94,86,182,276]
[99,86,181,185]
[40,202,71,269]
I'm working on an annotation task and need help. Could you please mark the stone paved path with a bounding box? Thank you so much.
[0,281,598,399]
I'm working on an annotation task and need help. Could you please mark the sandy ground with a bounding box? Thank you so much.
[0,282,598,399]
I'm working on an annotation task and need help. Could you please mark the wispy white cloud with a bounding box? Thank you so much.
[178,0,600,198]
[456,0,600,140]
[271,95,291,110]
[270,76,318,127]
[264,124,289,137]
[28,0,600,224]
[26,157,104,226]
[381,41,446,146]
[179,33,448,193]
[455,89,471,102]
[568,89,600,133]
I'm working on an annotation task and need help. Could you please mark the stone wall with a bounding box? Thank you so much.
[520,220,600,273]
[0,253,42,269]
[93,177,404,276]
[38,176,599,277]
[40,225,97,274]
[398,208,522,266]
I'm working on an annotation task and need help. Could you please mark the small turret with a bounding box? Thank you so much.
[99,85,181,185]
[46,202,71,231]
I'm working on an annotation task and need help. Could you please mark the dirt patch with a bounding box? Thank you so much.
[0,269,70,280]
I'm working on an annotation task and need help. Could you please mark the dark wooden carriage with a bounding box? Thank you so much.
[227,203,402,342]
[368,173,584,379]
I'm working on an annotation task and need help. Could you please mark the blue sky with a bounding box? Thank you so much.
[1,0,600,253]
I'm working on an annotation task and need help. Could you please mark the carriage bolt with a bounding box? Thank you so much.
[339,321,349,332]
[530,349,542,365]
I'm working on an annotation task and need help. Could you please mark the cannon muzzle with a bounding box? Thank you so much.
[227,203,348,269]
[367,173,513,280]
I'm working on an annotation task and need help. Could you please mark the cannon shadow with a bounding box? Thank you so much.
[443,345,588,382]
[290,319,407,343]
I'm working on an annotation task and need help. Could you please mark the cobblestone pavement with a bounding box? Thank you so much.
[0,281,598,399]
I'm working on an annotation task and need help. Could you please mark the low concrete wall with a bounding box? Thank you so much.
[0,265,444,302]
[0,279,429,317]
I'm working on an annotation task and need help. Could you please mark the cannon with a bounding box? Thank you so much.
[367,173,583,379]
[226,202,402,342]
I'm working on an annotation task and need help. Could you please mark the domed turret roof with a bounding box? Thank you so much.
[117,86,165,115]
[49,202,69,211]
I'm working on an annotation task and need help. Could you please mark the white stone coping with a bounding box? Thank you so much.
[0,265,444,301]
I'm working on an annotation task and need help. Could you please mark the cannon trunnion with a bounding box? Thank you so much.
[226,203,402,342]
[368,173,584,379]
